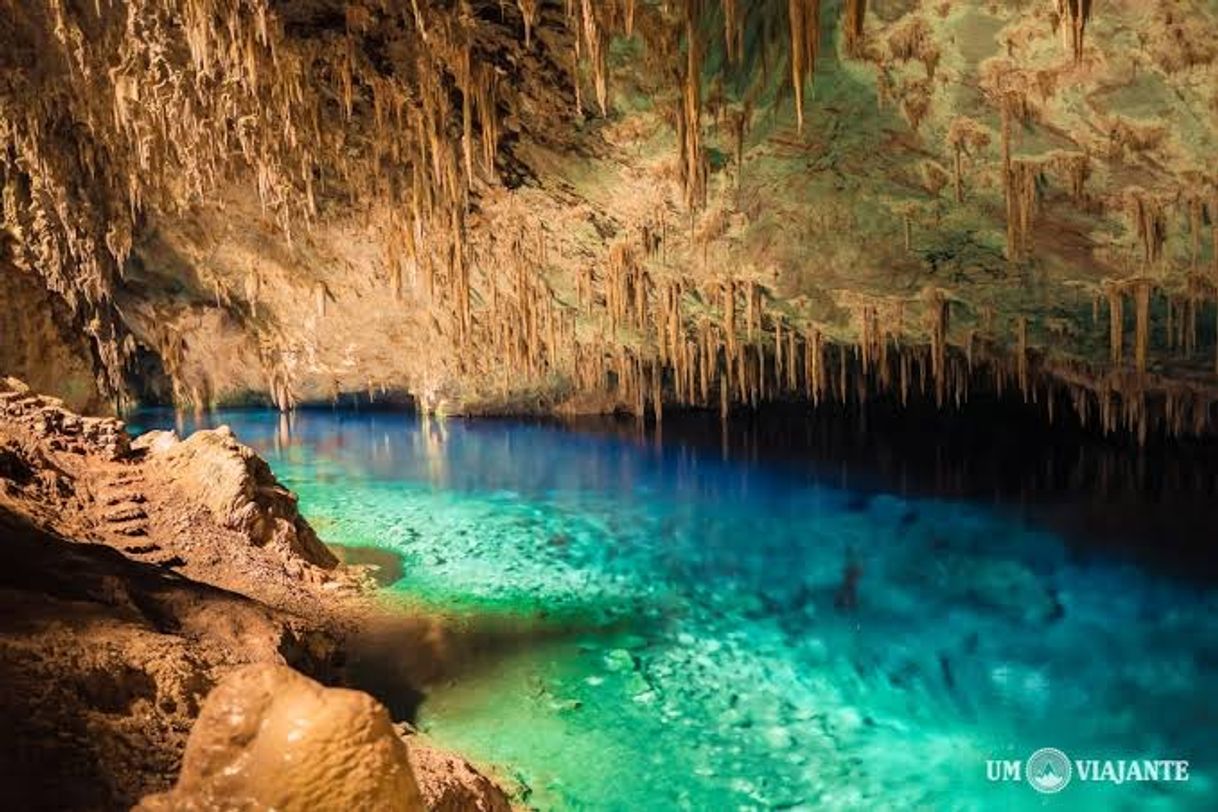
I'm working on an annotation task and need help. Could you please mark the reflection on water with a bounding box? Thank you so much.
[131,405,1218,811]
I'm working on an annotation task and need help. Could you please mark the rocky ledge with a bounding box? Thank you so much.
[0,377,512,811]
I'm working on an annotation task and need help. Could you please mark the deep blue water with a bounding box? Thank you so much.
[130,408,1218,810]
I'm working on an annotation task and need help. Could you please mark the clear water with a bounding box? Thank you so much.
[131,409,1218,811]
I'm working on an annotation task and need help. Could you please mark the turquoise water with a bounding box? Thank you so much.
[133,409,1218,810]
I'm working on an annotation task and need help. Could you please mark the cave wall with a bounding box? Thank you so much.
[0,264,106,414]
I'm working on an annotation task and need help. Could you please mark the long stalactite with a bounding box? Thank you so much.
[787,0,820,133]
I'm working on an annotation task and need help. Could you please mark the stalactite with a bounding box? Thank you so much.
[1128,189,1168,269]
[926,289,948,405]
[787,0,820,133]
[723,279,737,394]
[314,282,329,318]
[679,0,707,208]
[461,42,475,184]
[571,40,584,115]
[723,0,744,64]
[698,320,712,404]
[774,315,784,389]
[946,117,990,204]
[1006,159,1039,261]
[651,362,664,423]
[579,0,610,115]
[245,272,261,318]
[841,0,867,57]
[1187,192,1205,271]
[1054,0,1093,63]
[837,344,848,403]
[1134,280,1151,373]
[1107,285,1124,364]
[997,90,1033,243]
[782,331,794,392]
[745,282,758,341]
[899,350,910,406]
[517,0,540,48]
[1016,316,1029,401]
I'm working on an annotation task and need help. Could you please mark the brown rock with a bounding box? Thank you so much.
[406,736,515,812]
[137,664,424,812]
[151,427,338,568]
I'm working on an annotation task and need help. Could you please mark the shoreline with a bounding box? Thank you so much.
[0,377,518,810]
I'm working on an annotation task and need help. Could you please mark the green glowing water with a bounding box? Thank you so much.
[136,410,1217,811]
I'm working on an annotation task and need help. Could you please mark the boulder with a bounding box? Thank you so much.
[151,427,338,568]
[137,664,424,812]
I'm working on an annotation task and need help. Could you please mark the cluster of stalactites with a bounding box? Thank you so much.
[582,272,1217,444]
[1053,0,1093,62]
[999,149,1092,262]
[1104,275,1218,378]
[535,0,1212,440]
[945,117,991,203]
[1,0,521,405]
[558,0,863,206]
[1126,188,1170,269]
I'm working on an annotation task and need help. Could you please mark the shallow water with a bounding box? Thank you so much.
[131,408,1218,811]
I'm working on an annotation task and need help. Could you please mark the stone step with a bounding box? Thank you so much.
[150,555,186,569]
[104,505,148,523]
[121,543,162,555]
[101,491,146,507]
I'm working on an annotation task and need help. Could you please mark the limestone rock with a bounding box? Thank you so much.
[404,735,515,812]
[131,429,181,455]
[0,269,104,415]
[137,664,424,812]
[151,427,338,568]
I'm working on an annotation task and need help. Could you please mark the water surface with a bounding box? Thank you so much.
[131,407,1218,811]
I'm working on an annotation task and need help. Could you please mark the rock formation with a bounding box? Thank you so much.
[148,427,338,568]
[0,378,512,810]
[137,664,424,812]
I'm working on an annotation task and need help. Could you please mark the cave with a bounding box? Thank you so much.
[2,1,1217,810]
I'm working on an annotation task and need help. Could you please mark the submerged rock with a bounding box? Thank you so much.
[603,648,638,672]
[137,664,424,812]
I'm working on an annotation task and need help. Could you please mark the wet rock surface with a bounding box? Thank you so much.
[0,379,514,811]
[136,664,424,812]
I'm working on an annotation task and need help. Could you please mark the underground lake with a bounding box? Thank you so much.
[129,404,1218,811]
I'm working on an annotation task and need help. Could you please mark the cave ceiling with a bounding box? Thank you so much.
[2,0,1217,437]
